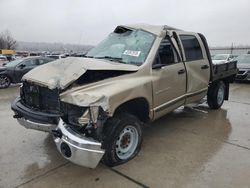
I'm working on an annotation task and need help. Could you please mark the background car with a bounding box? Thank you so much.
[46,54,66,59]
[212,54,237,64]
[0,56,54,88]
[0,55,8,66]
[235,54,250,81]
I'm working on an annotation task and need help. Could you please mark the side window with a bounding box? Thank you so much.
[38,59,50,65]
[155,37,180,66]
[24,59,38,66]
[179,35,203,61]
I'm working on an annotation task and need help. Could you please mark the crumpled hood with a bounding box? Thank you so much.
[22,57,139,89]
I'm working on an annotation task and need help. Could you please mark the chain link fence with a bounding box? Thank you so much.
[210,47,250,55]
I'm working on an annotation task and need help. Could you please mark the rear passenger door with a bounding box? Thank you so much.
[175,32,210,103]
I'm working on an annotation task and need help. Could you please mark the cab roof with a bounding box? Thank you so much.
[119,24,181,36]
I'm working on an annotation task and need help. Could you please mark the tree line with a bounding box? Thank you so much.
[0,30,17,50]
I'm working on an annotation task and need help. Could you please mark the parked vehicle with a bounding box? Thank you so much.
[235,54,250,81]
[12,24,237,168]
[0,55,8,66]
[47,54,66,59]
[0,56,53,88]
[0,49,16,61]
[212,54,237,64]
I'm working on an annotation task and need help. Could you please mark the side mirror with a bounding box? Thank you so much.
[152,64,163,70]
[19,64,26,69]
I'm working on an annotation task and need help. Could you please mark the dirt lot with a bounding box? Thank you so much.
[0,83,250,188]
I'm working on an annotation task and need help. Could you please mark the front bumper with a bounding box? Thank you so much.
[54,119,105,168]
[17,117,57,132]
[12,98,105,168]
[11,97,61,125]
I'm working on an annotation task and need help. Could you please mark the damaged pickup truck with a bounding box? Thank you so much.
[11,24,237,168]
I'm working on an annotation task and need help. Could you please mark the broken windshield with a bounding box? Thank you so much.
[87,29,155,66]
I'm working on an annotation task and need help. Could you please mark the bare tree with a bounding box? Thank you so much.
[0,30,17,49]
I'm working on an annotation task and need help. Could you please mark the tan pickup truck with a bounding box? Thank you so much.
[12,24,237,168]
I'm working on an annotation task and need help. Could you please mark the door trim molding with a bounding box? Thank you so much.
[154,95,185,112]
[186,88,207,98]
[154,88,207,112]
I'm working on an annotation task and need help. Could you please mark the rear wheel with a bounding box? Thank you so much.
[207,81,225,109]
[102,113,143,167]
[0,75,11,89]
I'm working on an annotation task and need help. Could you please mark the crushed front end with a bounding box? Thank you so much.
[11,81,106,168]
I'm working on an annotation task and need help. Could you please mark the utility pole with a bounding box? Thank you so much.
[230,42,233,54]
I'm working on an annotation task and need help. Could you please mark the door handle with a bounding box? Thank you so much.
[201,65,209,69]
[178,69,185,74]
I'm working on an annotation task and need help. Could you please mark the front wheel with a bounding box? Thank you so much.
[102,113,143,167]
[0,75,11,89]
[207,81,225,109]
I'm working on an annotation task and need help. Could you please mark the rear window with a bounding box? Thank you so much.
[180,35,203,61]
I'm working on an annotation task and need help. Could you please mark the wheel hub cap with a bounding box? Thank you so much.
[115,125,139,160]
[0,76,10,87]
[217,85,225,105]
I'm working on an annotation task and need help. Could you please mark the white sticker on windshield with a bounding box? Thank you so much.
[123,50,141,57]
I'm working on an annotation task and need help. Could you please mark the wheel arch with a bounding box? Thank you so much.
[0,74,12,82]
[113,97,150,123]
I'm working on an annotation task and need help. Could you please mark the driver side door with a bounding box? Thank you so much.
[152,36,187,119]
[14,59,38,82]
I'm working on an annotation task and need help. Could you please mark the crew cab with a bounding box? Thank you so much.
[11,24,237,168]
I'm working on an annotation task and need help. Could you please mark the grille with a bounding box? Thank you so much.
[21,82,60,113]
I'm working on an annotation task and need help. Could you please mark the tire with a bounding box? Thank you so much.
[0,75,11,89]
[207,81,225,109]
[102,113,143,167]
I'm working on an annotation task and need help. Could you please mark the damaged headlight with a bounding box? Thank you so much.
[63,103,101,127]
[62,103,86,127]
[63,103,108,139]
[63,103,108,140]
[78,106,99,126]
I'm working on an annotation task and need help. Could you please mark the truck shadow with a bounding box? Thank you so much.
[143,104,232,148]
[145,104,231,140]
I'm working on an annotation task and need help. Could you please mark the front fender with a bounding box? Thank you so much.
[60,76,153,116]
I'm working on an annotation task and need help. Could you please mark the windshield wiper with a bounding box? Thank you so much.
[95,56,124,63]
[127,61,142,66]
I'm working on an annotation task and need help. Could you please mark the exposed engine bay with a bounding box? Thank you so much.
[20,69,133,141]
[74,70,133,86]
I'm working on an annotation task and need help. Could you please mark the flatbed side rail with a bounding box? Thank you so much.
[212,60,238,82]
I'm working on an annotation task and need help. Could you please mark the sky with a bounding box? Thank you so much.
[0,0,249,46]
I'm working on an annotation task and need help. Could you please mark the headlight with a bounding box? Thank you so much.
[63,103,87,127]
[78,106,99,126]
[63,103,103,128]
[78,110,90,125]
